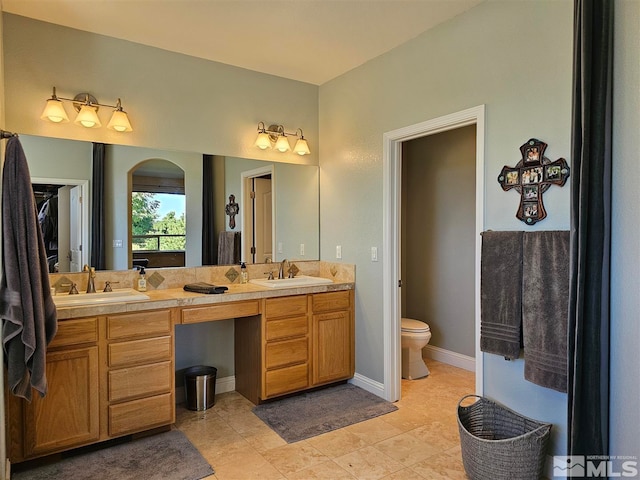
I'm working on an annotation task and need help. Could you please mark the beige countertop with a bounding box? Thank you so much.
[54,281,355,320]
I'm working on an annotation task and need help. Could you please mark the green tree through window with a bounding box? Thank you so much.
[131,192,186,251]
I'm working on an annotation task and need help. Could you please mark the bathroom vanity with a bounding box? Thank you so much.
[6,275,354,463]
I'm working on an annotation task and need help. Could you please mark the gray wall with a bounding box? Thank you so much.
[319,1,572,455]
[18,135,92,182]
[2,14,319,165]
[401,125,476,357]
[610,0,640,460]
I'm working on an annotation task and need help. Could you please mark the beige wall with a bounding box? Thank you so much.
[401,125,476,357]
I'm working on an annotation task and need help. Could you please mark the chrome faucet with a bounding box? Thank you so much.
[83,264,97,293]
[278,259,290,279]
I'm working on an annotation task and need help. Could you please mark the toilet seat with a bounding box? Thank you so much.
[401,317,430,333]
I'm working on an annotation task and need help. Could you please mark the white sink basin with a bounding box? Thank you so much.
[53,288,150,307]
[249,275,333,289]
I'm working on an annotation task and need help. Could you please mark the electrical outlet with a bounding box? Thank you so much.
[371,246,378,262]
[113,239,123,248]
[278,242,283,253]
[300,243,305,256]
[336,245,342,259]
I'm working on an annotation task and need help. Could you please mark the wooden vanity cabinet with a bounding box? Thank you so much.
[7,310,175,464]
[105,309,175,437]
[7,317,100,462]
[241,290,354,404]
[311,290,355,386]
[261,295,311,400]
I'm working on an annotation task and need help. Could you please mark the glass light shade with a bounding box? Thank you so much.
[293,138,311,155]
[107,109,133,132]
[254,132,271,149]
[274,135,291,152]
[74,105,101,128]
[40,99,69,123]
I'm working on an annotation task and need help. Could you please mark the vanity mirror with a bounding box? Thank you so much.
[21,134,319,273]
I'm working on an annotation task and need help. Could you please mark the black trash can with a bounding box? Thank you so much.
[184,365,217,411]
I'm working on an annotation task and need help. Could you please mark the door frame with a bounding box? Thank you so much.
[382,105,485,402]
[240,165,275,263]
[32,177,90,271]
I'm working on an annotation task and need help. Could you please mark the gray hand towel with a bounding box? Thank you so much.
[1,136,57,401]
[522,231,569,393]
[480,231,523,360]
[217,231,240,265]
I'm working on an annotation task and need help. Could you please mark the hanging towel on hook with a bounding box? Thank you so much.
[0,136,57,401]
[480,230,523,360]
[522,230,569,392]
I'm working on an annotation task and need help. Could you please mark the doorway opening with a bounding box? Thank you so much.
[32,177,89,273]
[382,105,485,402]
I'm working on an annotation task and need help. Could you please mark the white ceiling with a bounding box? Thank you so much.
[2,0,482,85]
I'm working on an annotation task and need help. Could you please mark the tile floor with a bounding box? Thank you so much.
[176,361,474,480]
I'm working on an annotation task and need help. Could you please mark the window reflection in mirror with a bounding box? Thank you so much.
[129,160,186,269]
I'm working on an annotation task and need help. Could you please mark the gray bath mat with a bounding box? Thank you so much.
[12,429,213,480]
[253,383,398,443]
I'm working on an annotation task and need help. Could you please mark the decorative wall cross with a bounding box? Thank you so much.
[498,138,570,225]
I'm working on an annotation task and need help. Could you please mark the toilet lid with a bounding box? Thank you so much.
[401,318,430,333]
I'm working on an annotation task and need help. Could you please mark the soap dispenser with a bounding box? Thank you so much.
[240,262,248,284]
[137,267,147,292]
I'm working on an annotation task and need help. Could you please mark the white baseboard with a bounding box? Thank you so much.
[175,375,236,404]
[423,345,475,372]
[349,373,385,398]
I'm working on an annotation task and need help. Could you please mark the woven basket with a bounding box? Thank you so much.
[457,395,552,480]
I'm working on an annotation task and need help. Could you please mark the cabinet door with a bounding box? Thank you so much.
[312,311,353,385]
[23,346,99,457]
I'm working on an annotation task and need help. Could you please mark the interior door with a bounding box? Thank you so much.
[254,177,273,263]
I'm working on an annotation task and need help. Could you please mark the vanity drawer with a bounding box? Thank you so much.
[108,336,172,368]
[49,317,98,349]
[265,316,308,341]
[108,393,174,436]
[182,300,259,323]
[108,361,172,402]
[265,337,308,370]
[312,291,351,313]
[264,363,308,398]
[264,295,308,319]
[107,310,171,340]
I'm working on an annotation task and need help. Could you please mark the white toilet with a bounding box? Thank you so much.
[401,318,432,380]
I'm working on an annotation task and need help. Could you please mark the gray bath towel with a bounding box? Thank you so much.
[217,231,240,265]
[522,231,569,393]
[480,231,523,360]
[0,136,57,401]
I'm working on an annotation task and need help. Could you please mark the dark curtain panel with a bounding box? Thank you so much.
[568,0,613,458]
[202,154,216,265]
[90,143,106,270]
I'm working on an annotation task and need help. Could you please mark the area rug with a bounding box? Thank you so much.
[12,430,213,480]
[253,383,398,443]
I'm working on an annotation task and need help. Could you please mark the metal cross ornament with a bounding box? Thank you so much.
[497,138,570,225]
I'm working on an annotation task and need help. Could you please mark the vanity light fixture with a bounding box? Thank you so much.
[41,87,133,132]
[254,122,310,155]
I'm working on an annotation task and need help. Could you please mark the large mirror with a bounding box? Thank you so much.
[21,135,319,272]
